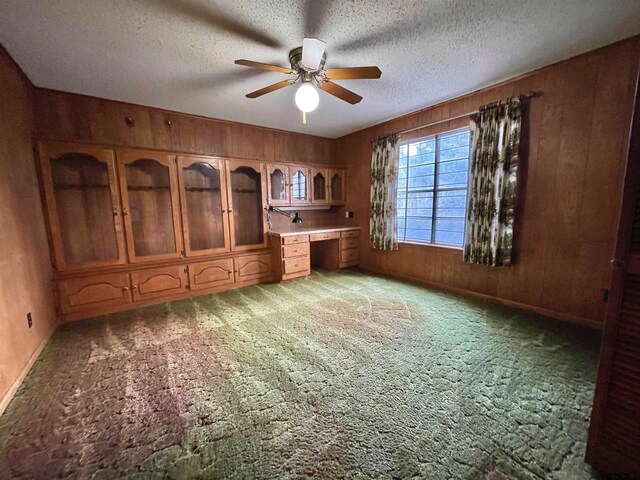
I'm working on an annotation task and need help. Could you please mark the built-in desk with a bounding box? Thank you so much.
[270,226,361,280]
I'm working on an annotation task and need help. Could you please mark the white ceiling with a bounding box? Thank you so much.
[1,1,639,138]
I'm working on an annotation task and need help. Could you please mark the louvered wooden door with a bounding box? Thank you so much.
[586,83,640,476]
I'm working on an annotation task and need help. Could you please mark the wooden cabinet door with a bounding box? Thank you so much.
[267,164,290,205]
[329,169,346,205]
[586,88,640,476]
[57,273,131,314]
[38,142,127,270]
[234,254,272,282]
[225,159,268,251]
[117,150,183,263]
[177,156,230,257]
[289,165,311,205]
[311,167,329,204]
[130,265,188,302]
[188,259,235,291]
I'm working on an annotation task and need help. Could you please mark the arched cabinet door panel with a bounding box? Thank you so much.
[233,254,273,282]
[188,259,235,291]
[116,150,183,263]
[177,156,230,257]
[329,169,346,205]
[225,159,268,251]
[267,164,290,206]
[290,166,311,205]
[57,273,131,314]
[38,142,127,270]
[130,265,188,302]
[311,167,328,204]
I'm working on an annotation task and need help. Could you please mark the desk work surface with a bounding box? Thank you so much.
[268,226,361,237]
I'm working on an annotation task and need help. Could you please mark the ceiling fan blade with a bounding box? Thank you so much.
[324,66,382,80]
[301,37,326,71]
[235,59,293,74]
[318,81,362,105]
[246,79,295,99]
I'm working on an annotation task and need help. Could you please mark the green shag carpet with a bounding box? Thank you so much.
[0,270,602,479]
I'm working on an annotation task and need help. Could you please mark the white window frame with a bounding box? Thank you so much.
[397,127,471,249]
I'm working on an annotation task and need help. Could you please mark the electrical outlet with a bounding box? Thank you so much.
[27,312,33,328]
[344,211,354,219]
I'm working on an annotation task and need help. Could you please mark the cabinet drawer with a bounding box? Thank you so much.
[131,265,188,301]
[57,273,132,314]
[341,238,359,250]
[188,259,234,291]
[283,243,310,258]
[283,235,309,245]
[283,257,310,275]
[341,248,359,265]
[310,232,340,242]
[341,230,360,238]
[234,254,272,282]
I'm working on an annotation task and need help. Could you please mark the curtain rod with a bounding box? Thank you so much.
[371,91,542,142]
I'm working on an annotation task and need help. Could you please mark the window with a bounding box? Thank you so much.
[397,129,471,247]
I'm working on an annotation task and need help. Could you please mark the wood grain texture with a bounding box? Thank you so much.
[335,37,640,326]
[0,46,57,413]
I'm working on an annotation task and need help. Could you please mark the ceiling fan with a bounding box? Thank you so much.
[235,37,381,121]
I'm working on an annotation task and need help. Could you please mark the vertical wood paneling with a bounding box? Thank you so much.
[337,37,640,326]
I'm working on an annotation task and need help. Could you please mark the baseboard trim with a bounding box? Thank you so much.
[362,266,603,330]
[0,326,55,417]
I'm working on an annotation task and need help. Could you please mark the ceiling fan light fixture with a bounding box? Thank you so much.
[295,82,319,113]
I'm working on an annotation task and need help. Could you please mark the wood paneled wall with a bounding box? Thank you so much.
[335,37,640,327]
[0,48,57,414]
[34,89,336,165]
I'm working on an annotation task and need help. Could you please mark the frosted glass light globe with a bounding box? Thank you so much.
[295,83,319,113]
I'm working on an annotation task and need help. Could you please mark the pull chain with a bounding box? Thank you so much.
[302,111,306,125]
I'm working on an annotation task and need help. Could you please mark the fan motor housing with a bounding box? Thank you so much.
[289,46,326,73]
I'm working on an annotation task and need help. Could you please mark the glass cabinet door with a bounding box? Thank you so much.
[117,150,183,262]
[178,156,230,256]
[38,143,126,270]
[226,159,267,251]
[312,168,328,204]
[330,169,346,204]
[290,166,310,204]
[267,164,289,205]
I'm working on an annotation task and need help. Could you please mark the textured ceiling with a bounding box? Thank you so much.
[1,0,639,138]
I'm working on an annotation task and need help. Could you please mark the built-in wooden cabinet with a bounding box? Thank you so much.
[226,159,268,251]
[38,141,347,321]
[267,164,290,205]
[117,149,183,263]
[38,143,127,270]
[312,168,328,204]
[177,156,230,256]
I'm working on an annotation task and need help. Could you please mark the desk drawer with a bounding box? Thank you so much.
[310,232,340,242]
[283,243,310,258]
[341,230,360,238]
[341,248,359,264]
[341,238,359,250]
[284,256,310,274]
[283,234,309,245]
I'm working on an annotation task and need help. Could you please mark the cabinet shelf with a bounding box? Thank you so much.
[185,187,221,192]
[127,185,171,191]
[54,183,110,190]
[232,188,259,194]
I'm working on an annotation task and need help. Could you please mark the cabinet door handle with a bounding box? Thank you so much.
[122,208,129,216]
[228,208,233,213]
[122,286,129,292]
[227,270,233,274]
[221,208,227,213]
[113,208,119,217]
[132,285,138,290]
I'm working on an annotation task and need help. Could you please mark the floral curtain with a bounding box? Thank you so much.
[463,97,522,266]
[369,134,400,250]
